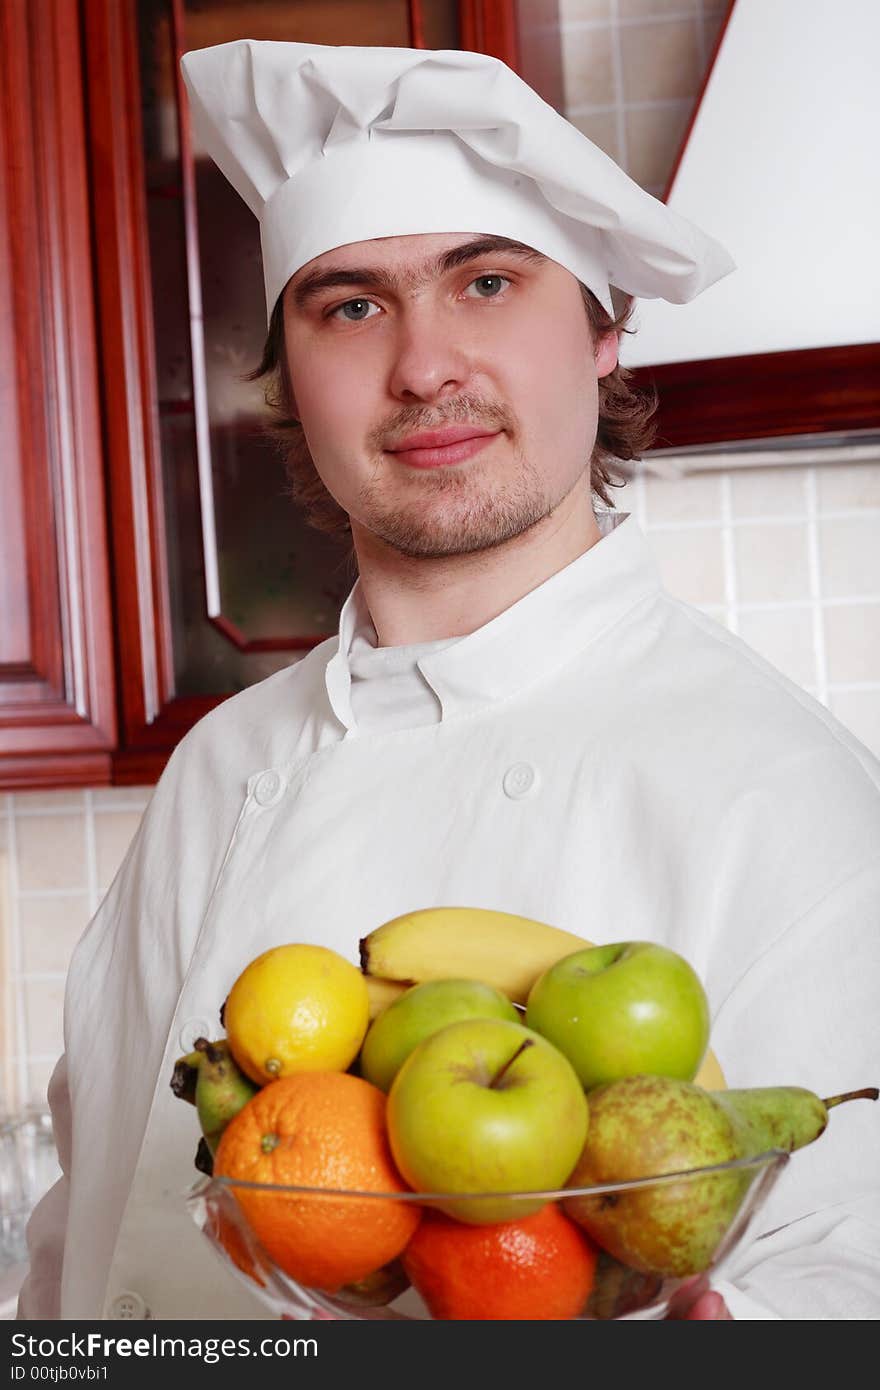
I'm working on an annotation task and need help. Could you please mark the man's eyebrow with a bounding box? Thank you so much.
[288,237,547,312]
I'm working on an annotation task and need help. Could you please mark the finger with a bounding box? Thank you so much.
[683,1290,733,1320]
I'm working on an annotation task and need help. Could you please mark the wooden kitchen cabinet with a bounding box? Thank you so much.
[0,0,519,789]
[0,0,117,788]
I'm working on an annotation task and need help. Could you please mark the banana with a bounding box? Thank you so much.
[365,975,409,1020]
[694,1049,726,1091]
[360,906,594,1006]
[360,908,726,1086]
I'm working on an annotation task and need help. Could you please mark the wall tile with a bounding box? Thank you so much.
[736,607,817,690]
[94,811,143,898]
[816,464,880,511]
[562,23,615,107]
[623,101,691,188]
[570,110,620,162]
[619,17,701,102]
[560,0,611,21]
[644,471,721,523]
[824,604,880,684]
[23,979,65,1060]
[647,525,726,604]
[819,517,880,598]
[12,791,85,814]
[734,523,811,603]
[729,468,807,519]
[16,815,87,894]
[20,896,91,976]
[91,786,153,810]
[828,690,880,760]
[621,0,698,17]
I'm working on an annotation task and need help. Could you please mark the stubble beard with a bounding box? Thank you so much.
[355,438,563,560]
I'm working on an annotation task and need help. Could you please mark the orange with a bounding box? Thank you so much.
[402,1204,599,1320]
[206,1206,266,1290]
[213,1071,421,1291]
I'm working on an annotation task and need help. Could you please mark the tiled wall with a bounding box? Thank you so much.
[0,788,152,1112]
[558,0,730,195]
[3,459,878,1111]
[615,463,880,746]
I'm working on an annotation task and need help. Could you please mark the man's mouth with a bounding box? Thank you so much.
[386,426,503,469]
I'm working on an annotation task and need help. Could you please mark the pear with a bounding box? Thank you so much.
[718,1085,877,1152]
[585,1250,664,1320]
[192,1038,259,1155]
[563,1075,877,1278]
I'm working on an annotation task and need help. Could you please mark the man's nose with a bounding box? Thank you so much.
[387,308,474,404]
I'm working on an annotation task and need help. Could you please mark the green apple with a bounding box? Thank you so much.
[386,1017,589,1224]
[359,978,519,1092]
[525,942,709,1090]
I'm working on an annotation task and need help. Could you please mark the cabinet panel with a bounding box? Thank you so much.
[0,0,116,788]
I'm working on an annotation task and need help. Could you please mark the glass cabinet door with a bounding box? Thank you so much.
[136,0,460,696]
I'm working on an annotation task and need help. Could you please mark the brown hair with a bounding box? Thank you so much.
[249,282,657,541]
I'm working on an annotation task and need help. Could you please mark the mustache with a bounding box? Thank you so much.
[372,394,514,447]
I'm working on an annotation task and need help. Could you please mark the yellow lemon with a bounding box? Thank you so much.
[224,944,370,1085]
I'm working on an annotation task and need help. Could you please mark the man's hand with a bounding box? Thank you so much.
[667,1288,733,1320]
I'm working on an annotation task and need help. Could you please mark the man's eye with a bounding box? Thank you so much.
[331,299,379,322]
[466,275,511,299]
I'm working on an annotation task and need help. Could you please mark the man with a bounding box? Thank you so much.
[20,41,879,1321]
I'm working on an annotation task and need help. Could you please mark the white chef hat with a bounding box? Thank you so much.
[180,40,735,323]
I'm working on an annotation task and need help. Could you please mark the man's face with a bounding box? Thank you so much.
[282,232,618,559]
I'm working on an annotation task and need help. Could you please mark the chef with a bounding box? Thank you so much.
[20,41,880,1322]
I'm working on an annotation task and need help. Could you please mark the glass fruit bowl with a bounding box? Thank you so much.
[186,1150,788,1320]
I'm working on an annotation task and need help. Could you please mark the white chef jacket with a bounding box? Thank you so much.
[18,511,880,1321]
[347,622,460,729]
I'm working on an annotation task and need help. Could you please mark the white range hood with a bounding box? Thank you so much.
[620,0,880,371]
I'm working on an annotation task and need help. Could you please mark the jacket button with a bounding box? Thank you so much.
[503,762,537,799]
[254,769,284,807]
[179,1017,214,1052]
[108,1291,150,1319]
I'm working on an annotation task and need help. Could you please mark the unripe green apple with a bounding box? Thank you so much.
[386,1017,589,1224]
[360,978,519,1092]
[525,942,710,1089]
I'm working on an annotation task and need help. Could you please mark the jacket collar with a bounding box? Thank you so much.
[324,511,662,730]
